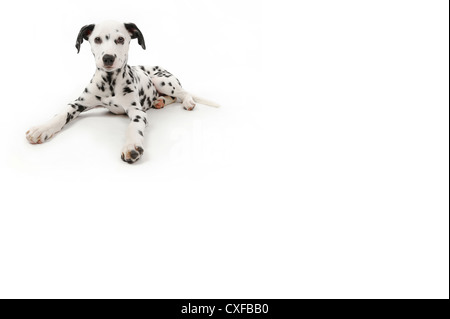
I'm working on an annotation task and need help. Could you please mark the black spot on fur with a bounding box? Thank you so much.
[131,102,137,106]
[65,113,73,124]
[74,103,87,112]
[123,87,134,95]
[130,150,139,159]
[138,130,143,137]
[96,96,102,101]
[97,83,105,92]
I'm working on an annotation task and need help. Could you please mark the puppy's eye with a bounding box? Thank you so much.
[94,37,102,44]
[116,37,125,44]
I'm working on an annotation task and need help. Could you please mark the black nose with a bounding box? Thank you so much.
[103,54,115,66]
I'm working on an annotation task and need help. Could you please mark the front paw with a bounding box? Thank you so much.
[121,143,144,164]
[26,125,59,144]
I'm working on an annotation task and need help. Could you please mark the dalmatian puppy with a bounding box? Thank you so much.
[26,20,219,164]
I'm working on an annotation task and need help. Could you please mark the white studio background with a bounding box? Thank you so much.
[0,0,448,299]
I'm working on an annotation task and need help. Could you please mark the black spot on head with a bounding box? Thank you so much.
[95,96,102,101]
[131,102,137,106]
[84,88,89,93]
[138,130,143,137]
[106,35,110,40]
[161,82,165,86]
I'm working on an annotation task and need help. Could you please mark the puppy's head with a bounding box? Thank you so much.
[75,21,146,72]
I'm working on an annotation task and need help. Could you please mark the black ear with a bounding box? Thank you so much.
[75,24,95,53]
[124,23,146,50]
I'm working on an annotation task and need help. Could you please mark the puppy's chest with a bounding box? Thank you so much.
[94,70,158,113]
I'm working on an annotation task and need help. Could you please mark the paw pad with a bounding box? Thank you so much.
[154,98,165,109]
[121,144,144,164]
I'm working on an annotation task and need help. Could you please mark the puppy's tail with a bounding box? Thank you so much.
[192,95,221,108]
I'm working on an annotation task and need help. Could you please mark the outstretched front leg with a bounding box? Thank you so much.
[121,105,147,164]
[26,100,97,144]
[26,85,103,144]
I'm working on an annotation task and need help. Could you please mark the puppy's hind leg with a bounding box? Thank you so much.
[153,95,177,109]
[152,76,197,111]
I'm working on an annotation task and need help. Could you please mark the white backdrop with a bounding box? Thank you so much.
[0,0,448,298]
